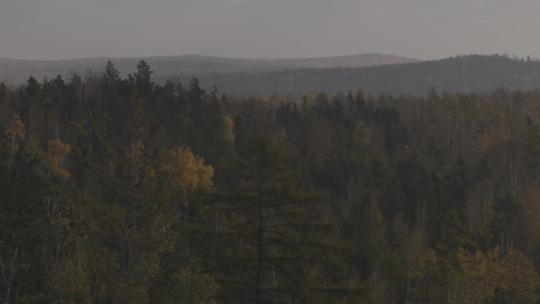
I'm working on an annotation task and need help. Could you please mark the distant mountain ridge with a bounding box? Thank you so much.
[0,53,417,84]
[176,54,540,97]
[5,54,539,97]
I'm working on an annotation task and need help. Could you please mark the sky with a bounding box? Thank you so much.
[0,0,539,60]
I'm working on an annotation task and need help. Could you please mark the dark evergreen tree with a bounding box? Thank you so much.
[209,135,335,304]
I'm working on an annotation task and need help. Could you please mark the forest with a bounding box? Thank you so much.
[2,60,540,304]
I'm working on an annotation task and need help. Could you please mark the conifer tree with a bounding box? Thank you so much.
[209,134,334,304]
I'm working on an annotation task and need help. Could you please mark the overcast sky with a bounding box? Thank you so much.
[1,0,539,60]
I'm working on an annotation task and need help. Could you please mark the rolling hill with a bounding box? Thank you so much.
[174,55,540,97]
[0,53,416,84]
[4,54,539,97]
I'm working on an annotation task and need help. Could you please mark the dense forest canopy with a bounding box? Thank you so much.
[2,60,540,304]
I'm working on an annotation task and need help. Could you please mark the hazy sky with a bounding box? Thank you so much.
[1,0,539,60]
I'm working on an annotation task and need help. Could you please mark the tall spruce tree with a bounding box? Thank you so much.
[208,134,334,304]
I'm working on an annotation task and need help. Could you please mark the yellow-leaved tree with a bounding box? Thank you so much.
[162,146,213,206]
[149,147,216,304]
[5,114,26,151]
[221,115,235,147]
[458,250,495,304]
[494,249,540,303]
[44,139,71,179]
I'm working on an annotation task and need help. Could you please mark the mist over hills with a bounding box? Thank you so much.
[182,55,540,97]
[0,53,415,84]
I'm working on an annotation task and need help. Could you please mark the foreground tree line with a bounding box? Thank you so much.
[1,61,540,304]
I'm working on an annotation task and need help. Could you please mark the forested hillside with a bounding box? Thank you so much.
[183,55,540,96]
[2,61,540,304]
